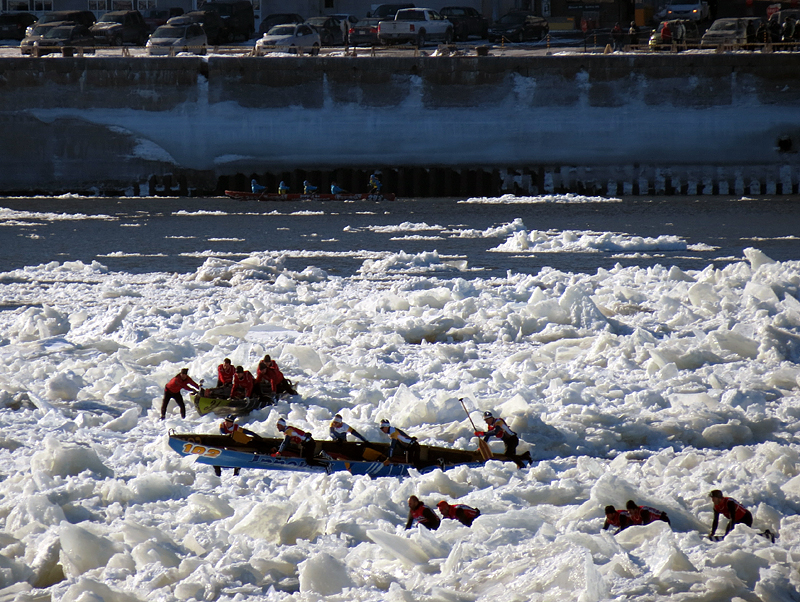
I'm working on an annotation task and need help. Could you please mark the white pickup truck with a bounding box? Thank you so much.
[377,8,454,46]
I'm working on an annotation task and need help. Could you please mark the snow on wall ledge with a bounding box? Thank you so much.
[0,54,799,193]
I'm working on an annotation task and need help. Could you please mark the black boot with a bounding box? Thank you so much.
[214,466,222,477]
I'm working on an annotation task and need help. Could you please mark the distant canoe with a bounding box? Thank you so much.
[168,432,515,477]
[225,190,396,202]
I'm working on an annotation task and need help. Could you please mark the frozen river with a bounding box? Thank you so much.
[1,193,800,602]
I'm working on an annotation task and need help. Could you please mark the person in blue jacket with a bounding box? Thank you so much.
[251,178,266,193]
[331,181,347,195]
[278,180,289,194]
[303,180,318,194]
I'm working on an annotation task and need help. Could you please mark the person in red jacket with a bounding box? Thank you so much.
[602,505,632,534]
[405,495,440,530]
[437,500,481,527]
[709,489,752,539]
[161,368,199,420]
[217,358,235,388]
[626,500,671,526]
[231,366,255,399]
[262,355,298,396]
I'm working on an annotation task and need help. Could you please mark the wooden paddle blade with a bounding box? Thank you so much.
[478,439,493,461]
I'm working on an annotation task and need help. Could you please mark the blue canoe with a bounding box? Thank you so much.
[168,432,496,478]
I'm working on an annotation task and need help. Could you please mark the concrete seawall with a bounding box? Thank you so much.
[1,54,799,195]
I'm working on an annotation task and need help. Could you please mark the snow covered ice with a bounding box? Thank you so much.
[1,197,800,601]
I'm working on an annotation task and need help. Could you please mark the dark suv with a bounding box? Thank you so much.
[202,0,254,41]
[488,11,549,42]
[0,12,37,40]
[91,10,148,45]
[31,10,96,30]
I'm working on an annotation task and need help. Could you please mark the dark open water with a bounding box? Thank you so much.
[1,196,798,277]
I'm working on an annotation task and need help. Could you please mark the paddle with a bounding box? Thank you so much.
[460,398,493,461]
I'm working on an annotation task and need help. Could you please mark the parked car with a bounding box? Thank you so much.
[33,23,95,56]
[440,6,488,41]
[202,0,254,41]
[254,22,320,55]
[258,13,304,36]
[367,3,415,19]
[20,20,69,55]
[91,10,148,46]
[488,11,549,43]
[700,17,760,48]
[348,17,382,46]
[378,8,453,46]
[649,19,701,49]
[306,16,346,45]
[0,12,36,40]
[142,8,184,33]
[146,21,207,55]
[178,11,225,45]
[27,10,96,34]
[665,1,709,22]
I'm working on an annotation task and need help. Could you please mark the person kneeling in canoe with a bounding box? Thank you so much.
[437,500,481,527]
[474,411,532,468]
[379,419,420,467]
[405,496,440,531]
[214,414,257,476]
[330,414,369,444]
[275,418,320,466]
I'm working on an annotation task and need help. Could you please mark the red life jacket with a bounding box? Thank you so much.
[714,497,748,521]
[444,504,480,522]
[410,504,439,528]
[284,425,310,444]
[217,363,235,385]
[232,371,255,397]
[165,374,198,394]
[220,422,239,435]
[629,505,663,525]
[606,510,631,528]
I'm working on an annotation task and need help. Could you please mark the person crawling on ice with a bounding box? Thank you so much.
[330,414,368,444]
[474,411,532,468]
[602,505,632,534]
[379,419,420,467]
[709,489,752,540]
[161,368,199,420]
[626,500,671,526]
[405,495,440,531]
[254,357,275,405]
[275,417,320,465]
[437,501,480,527]
[231,365,255,399]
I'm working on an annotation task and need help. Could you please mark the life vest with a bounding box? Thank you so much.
[232,371,254,397]
[410,504,438,528]
[220,422,239,435]
[217,363,235,385]
[165,374,198,394]
[714,497,748,521]
[629,505,663,525]
[387,426,414,446]
[488,418,516,440]
[606,510,631,528]
[285,425,311,445]
[443,504,480,522]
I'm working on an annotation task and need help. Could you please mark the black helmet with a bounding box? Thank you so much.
[225,414,235,422]
[483,411,494,419]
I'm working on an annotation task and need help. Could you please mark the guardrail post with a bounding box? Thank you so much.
[546,33,551,55]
